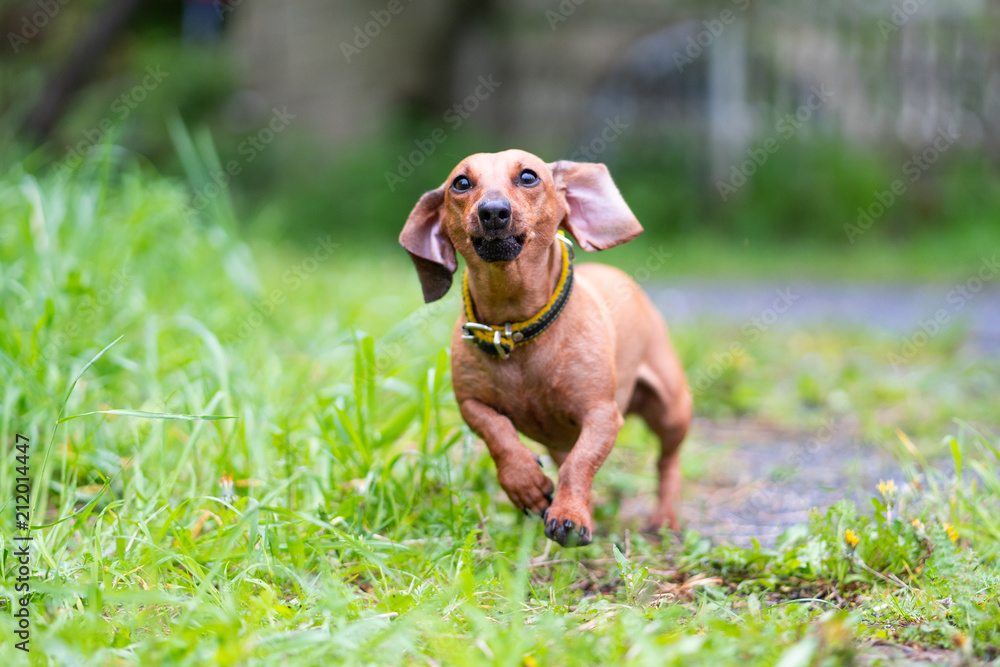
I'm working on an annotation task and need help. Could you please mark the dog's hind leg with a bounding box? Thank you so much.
[627,328,692,532]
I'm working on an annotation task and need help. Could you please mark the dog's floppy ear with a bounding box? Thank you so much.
[548,160,643,251]
[399,185,456,302]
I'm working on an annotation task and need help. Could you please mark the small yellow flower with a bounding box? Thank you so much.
[844,529,860,549]
[877,479,897,497]
[523,657,539,667]
[942,523,959,544]
[911,518,924,531]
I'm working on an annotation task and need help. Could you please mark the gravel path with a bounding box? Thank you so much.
[648,281,1000,354]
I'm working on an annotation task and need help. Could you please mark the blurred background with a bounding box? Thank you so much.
[6,6,1000,659]
[3,0,1000,594]
[4,0,999,262]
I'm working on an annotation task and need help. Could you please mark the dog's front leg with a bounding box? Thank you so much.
[460,398,555,516]
[543,402,623,546]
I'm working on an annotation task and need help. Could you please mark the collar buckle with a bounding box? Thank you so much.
[461,322,493,339]
[461,322,512,359]
[492,328,511,359]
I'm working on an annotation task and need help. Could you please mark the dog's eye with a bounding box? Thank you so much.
[452,175,472,192]
[518,169,539,186]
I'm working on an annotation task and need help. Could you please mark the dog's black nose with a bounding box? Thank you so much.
[477,199,512,230]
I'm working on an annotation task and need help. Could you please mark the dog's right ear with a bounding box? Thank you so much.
[548,160,643,251]
[399,186,456,303]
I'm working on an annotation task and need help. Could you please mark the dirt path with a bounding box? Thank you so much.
[636,281,995,546]
[680,419,903,547]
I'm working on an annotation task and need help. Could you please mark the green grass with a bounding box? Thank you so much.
[2,153,999,665]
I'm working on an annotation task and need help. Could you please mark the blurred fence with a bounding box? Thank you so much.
[230,0,1000,165]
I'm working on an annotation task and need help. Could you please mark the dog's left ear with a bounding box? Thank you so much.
[399,186,456,303]
[548,160,643,251]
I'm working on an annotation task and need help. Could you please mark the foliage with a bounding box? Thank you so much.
[1,154,998,665]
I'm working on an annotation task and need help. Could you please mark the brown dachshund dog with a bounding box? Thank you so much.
[400,149,691,546]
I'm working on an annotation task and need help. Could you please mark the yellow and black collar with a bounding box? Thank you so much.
[461,235,574,359]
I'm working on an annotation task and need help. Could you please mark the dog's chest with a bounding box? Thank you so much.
[483,361,582,449]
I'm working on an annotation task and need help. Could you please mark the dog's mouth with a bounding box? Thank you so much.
[471,233,526,262]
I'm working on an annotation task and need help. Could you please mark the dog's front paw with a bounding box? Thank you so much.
[543,496,594,547]
[496,452,554,517]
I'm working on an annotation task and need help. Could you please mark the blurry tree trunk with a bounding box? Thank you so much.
[20,0,143,143]
[707,16,751,182]
[988,9,1000,166]
[402,0,499,118]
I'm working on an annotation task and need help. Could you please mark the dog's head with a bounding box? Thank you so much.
[400,149,642,303]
